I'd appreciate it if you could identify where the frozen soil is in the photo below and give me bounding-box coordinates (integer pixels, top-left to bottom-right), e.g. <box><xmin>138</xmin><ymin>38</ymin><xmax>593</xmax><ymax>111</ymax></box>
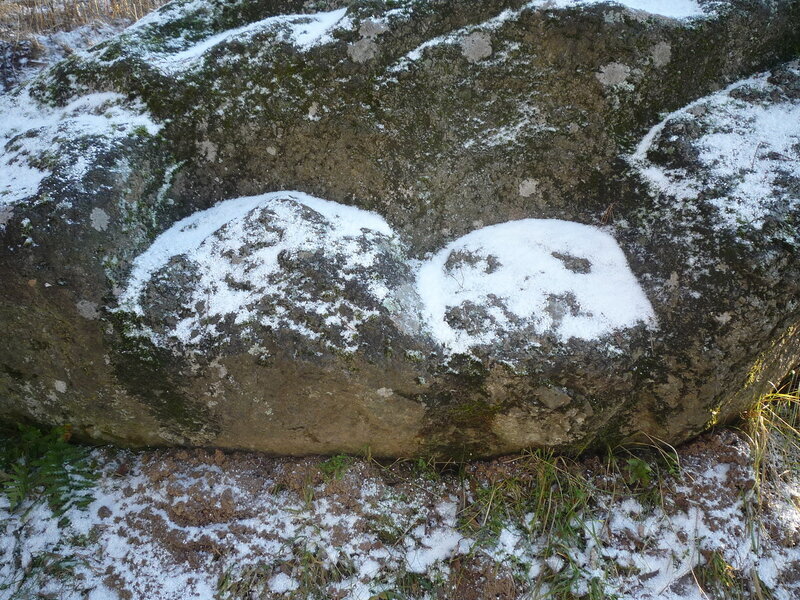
<box><xmin>2</xmin><ymin>428</ymin><xmax>799</xmax><ymax>599</ymax></box>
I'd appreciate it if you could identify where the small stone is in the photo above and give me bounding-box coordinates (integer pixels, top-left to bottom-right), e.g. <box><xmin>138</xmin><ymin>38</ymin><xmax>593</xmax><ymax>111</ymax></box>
<box><xmin>359</xmin><ymin>19</ymin><xmax>389</xmax><ymax>39</ymax></box>
<box><xmin>348</xmin><ymin>38</ymin><xmax>378</xmax><ymax>63</ymax></box>
<box><xmin>197</xmin><ymin>140</ymin><xmax>218</xmax><ymax>162</ymax></box>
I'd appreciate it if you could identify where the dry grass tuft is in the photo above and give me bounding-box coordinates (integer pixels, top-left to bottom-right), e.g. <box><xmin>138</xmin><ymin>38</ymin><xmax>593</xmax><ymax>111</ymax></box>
<box><xmin>0</xmin><ymin>0</ymin><xmax>166</xmax><ymax>40</ymax></box>
<box><xmin>744</xmin><ymin>367</ymin><xmax>800</xmax><ymax>501</ymax></box>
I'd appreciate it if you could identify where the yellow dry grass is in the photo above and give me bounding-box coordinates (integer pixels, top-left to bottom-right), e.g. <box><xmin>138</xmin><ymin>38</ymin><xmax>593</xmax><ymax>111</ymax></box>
<box><xmin>0</xmin><ymin>0</ymin><xmax>165</xmax><ymax>39</ymax></box>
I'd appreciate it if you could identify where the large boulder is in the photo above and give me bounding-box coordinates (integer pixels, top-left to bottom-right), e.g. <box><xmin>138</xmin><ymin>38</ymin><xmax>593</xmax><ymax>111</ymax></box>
<box><xmin>0</xmin><ymin>0</ymin><xmax>798</xmax><ymax>457</ymax></box>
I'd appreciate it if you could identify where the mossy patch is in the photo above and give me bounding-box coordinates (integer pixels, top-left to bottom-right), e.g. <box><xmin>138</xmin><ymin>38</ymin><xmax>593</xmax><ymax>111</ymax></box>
<box><xmin>107</xmin><ymin>311</ymin><xmax>216</xmax><ymax>441</ymax></box>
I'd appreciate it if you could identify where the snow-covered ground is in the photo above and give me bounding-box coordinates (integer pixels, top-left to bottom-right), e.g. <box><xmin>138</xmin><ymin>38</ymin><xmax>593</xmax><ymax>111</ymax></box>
<box><xmin>1</xmin><ymin>429</ymin><xmax>799</xmax><ymax>600</ymax></box>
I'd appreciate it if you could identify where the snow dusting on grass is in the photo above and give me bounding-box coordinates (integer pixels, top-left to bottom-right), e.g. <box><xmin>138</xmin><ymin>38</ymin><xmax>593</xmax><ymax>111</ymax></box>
<box><xmin>2</xmin><ymin>429</ymin><xmax>799</xmax><ymax>600</ymax></box>
<box><xmin>630</xmin><ymin>64</ymin><xmax>800</xmax><ymax>233</ymax></box>
<box><xmin>416</xmin><ymin>219</ymin><xmax>657</xmax><ymax>353</ymax></box>
<box><xmin>1</xmin><ymin>22</ymin><xmax>127</xmax><ymax>92</ymax></box>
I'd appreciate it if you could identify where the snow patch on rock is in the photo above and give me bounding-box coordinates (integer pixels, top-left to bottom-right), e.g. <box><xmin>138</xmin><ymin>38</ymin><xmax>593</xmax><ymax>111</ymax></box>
<box><xmin>121</xmin><ymin>193</ymin><xmax>656</xmax><ymax>356</ymax></box>
<box><xmin>630</xmin><ymin>65</ymin><xmax>800</xmax><ymax>233</ymax></box>
<box><xmin>416</xmin><ymin>219</ymin><xmax>657</xmax><ymax>353</ymax></box>
<box><xmin>606</xmin><ymin>0</ymin><xmax>707</xmax><ymax>18</ymax></box>
<box><xmin>130</xmin><ymin>7</ymin><xmax>351</xmax><ymax>73</ymax></box>
<box><xmin>1</xmin><ymin>22</ymin><xmax>126</xmax><ymax>93</ymax></box>
<box><xmin>0</xmin><ymin>90</ymin><xmax>160</xmax><ymax>206</ymax></box>
<box><xmin>119</xmin><ymin>191</ymin><xmax>399</xmax><ymax>350</ymax></box>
